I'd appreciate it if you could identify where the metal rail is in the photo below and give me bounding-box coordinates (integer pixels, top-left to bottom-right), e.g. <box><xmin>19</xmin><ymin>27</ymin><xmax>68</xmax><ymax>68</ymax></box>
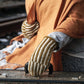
<box><xmin>0</xmin><ymin>70</ymin><xmax>84</xmax><ymax>83</ymax></box>
<box><xmin>0</xmin><ymin>1</ymin><xmax>25</xmax><ymax>9</ymax></box>
<box><xmin>0</xmin><ymin>18</ymin><xmax>26</xmax><ymax>37</ymax></box>
<box><xmin>0</xmin><ymin>13</ymin><xmax>26</xmax><ymax>23</ymax></box>
<box><xmin>0</xmin><ymin>0</ymin><xmax>26</xmax><ymax>37</ymax></box>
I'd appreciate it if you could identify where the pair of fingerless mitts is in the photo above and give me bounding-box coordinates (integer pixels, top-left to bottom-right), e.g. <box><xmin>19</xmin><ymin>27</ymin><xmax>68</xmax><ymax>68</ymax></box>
<box><xmin>21</xmin><ymin>20</ymin><xmax>58</xmax><ymax>76</ymax></box>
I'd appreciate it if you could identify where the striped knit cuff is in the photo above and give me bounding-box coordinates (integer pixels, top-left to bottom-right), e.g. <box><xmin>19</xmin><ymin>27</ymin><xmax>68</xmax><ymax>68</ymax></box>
<box><xmin>28</xmin><ymin>61</ymin><xmax>46</xmax><ymax>76</ymax></box>
<box><xmin>21</xmin><ymin>20</ymin><xmax>39</xmax><ymax>39</ymax></box>
<box><xmin>28</xmin><ymin>36</ymin><xmax>57</xmax><ymax>76</ymax></box>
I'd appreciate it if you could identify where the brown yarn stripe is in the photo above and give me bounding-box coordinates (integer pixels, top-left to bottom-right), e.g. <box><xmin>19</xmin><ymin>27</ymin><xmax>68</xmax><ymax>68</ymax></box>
<box><xmin>33</xmin><ymin>62</ymin><xmax>37</xmax><ymax>76</ymax></box>
<box><xmin>45</xmin><ymin>43</ymin><xmax>56</xmax><ymax>65</ymax></box>
<box><xmin>35</xmin><ymin>62</ymin><xmax>38</xmax><ymax>76</ymax></box>
<box><xmin>22</xmin><ymin>27</ymin><xmax>39</xmax><ymax>34</ymax></box>
<box><xmin>22</xmin><ymin>20</ymin><xmax>36</xmax><ymax>27</ymax></box>
<box><xmin>31</xmin><ymin>37</ymin><xmax>47</xmax><ymax>61</ymax></box>
<box><xmin>23</xmin><ymin>23</ymin><xmax>39</xmax><ymax>29</ymax></box>
<box><xmin>29</xmin><ymin>61</ymin><xmax>46</xmax><ymax>76</ymax></box>
<box><xmin>22</xmin><ymin>26</ymin><xmax>38</xmax><ymax>31</ymax></box>
<box><xmin>39</xmin><ymin>64</ymin><xmax>45</xmax><ymax>75</ymax></box>
<box><xmin>22</xmin><ymin>20</ymin><xmax>39</xmax><ymax>29</ymax></box>
<box><xmin>28</xmin><ymin>61</ymin><xmax>31</xmax><ymax>73</ymax></box>
<box><xmin>23</xmin><ymin>30</ymin><xmax>37</xmax><ymax>37</ymax></box>
<box><xmin>30</xmin><ymin>61</ymin><xmax>33</xmax><ymax>74</ymax></box>
<box><xmin>28</xmin><ymin>36</ymin><xmax>57</xmax><ymax>76</ymax></box>
<box><xmin>36</xmin><ymin>62</ymin><xmax>40</xmax><ymax>76</ymax></box>
<box><xmin>23</xmin><ymin>33</ymin><xmax>33</xmax><ymax>39</ymax></box>
<box><xmin>35</xmin><ymin>36</ymin><xmax>57</xmax><ymax>64</ymax></box>
<box><xmin>41</xmin><ymin>41</ymin><xmax>56</xmax><ymax>65</ymax></box>
<box><xmin>33</xmin><ymin>37</ymin><xmax>48</xmax><ymax>62</ymax></box>
<box><xmin>21</xmin><ymin>20</ymin><xmax>39</xmax><ymax>39</ymax></box>
<box><xmin>36</xmin><ymin>38</ymin><xmax>51</xmax><ymax>63</ymax></box>
<box><xmin>22</xmin><ymin>25</ymin><xmax>36</xmax><ymax>30</ymax></box>
<box><xmin>22</xmin><ymin>26</ymin><xmax>39</xmax><ymax>32</ymax></box>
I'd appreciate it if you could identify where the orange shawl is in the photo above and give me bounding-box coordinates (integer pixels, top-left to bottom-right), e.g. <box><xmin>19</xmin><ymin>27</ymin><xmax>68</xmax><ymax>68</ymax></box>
<box><xmin>5</xmin><ymin>0</ymin><xmax>84</xmax><ymax>71</ymax></box>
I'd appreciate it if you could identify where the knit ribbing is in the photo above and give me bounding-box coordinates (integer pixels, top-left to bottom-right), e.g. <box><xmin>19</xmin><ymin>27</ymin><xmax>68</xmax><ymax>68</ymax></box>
<box><xmin>21</xmin><ymin>20</ymin><xmax>39</xmax><ymax>39</ymax></box>
<box><xmin>28</xmin><ymin>36</ymin><xmax>57</xmax><ymax>76</ymax></box>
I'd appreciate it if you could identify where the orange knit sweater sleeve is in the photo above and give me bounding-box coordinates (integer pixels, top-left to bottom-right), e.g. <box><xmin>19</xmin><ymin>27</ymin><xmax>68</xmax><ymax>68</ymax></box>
<box><xmin>55</xmin><ymin>0</ymin><xmax>84</xmax><ymax>38</ymax></box>
<box><xmin>25</xmin><ymin>0</ymin><xmax>36</xmax><ymax>24</ymax></box>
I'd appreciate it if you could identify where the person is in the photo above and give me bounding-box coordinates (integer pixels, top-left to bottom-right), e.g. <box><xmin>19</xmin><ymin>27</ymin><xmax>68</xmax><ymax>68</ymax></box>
<box><xmin>0</xmin><ymin>0</ymin><xmax>84</xmax><ymax>76</ymax></box>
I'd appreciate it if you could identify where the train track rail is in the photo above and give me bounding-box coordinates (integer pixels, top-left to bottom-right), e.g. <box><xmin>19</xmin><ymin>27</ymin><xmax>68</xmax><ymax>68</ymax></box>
<box><xmin>0</xmin><ymin>0</ymin><xmax>25</xmax><ymax>9</ymax></box>
<box><xmin>0</xmin><ymin>18</ymin><xmax>26</xmax><ymax>37</ymax></box>
<box><xmin>0</xmin><ymin>0</ymin><xmax>26</xmax><ymax>37</ymax></box>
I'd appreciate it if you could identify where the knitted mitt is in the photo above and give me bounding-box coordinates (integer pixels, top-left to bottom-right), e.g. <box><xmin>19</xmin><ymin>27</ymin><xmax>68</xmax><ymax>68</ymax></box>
<box><xmin>21</xmin><ymin>20</ymin><xmax>39</xmax><ymax>39</ymax></box>
<box><xmin>28</xmin><ymin>36</ymin><xmax>58</xmax><ymax>76</ymax></box>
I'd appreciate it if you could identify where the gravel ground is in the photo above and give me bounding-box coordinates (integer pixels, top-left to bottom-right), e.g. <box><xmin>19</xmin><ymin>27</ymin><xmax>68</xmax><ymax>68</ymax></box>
<box><xmin>0</xmin><ymin>31</ymin><xmax>22</xmax><ymax>50</ymax></box>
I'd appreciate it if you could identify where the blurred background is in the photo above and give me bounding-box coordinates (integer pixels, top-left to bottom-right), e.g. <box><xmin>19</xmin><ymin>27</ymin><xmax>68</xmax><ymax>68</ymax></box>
<box><xmin>0</xmin><ymin>0</ymin><xmax>26</xmax><ymax>49</ymax></box>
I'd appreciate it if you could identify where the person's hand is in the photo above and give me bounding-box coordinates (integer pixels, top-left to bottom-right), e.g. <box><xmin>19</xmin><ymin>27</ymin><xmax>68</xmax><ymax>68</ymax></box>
<box><xmin>27</xmin><ymin>36</ymin><xmax>58</xmax><ymax>76</ymax></box>
<box><xmin>21</xmin><ymin>20</ymin><xmax>39</xmax><ymax>39</ymax></box>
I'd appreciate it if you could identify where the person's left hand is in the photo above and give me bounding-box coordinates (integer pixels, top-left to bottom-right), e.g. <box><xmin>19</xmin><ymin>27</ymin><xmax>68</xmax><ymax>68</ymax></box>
<box><xmin>25</xmin><ymin>36</ymin><xmax>58</xmax><ymax>76</ymax></box>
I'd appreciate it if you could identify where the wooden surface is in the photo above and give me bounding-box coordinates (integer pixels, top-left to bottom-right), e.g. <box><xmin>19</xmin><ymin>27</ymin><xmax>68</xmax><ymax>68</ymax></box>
<box><xmin>0</xmin><ymin>70</ymin><xmax>84</xmax><ymax>84</ymax></box>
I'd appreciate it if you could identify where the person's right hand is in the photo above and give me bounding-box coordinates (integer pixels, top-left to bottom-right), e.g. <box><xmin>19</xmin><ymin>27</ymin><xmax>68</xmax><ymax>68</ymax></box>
<box><xmin>21</xmin><ymin>20</ymin><xmax>39</xmax><ymax>39</ymax></box>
